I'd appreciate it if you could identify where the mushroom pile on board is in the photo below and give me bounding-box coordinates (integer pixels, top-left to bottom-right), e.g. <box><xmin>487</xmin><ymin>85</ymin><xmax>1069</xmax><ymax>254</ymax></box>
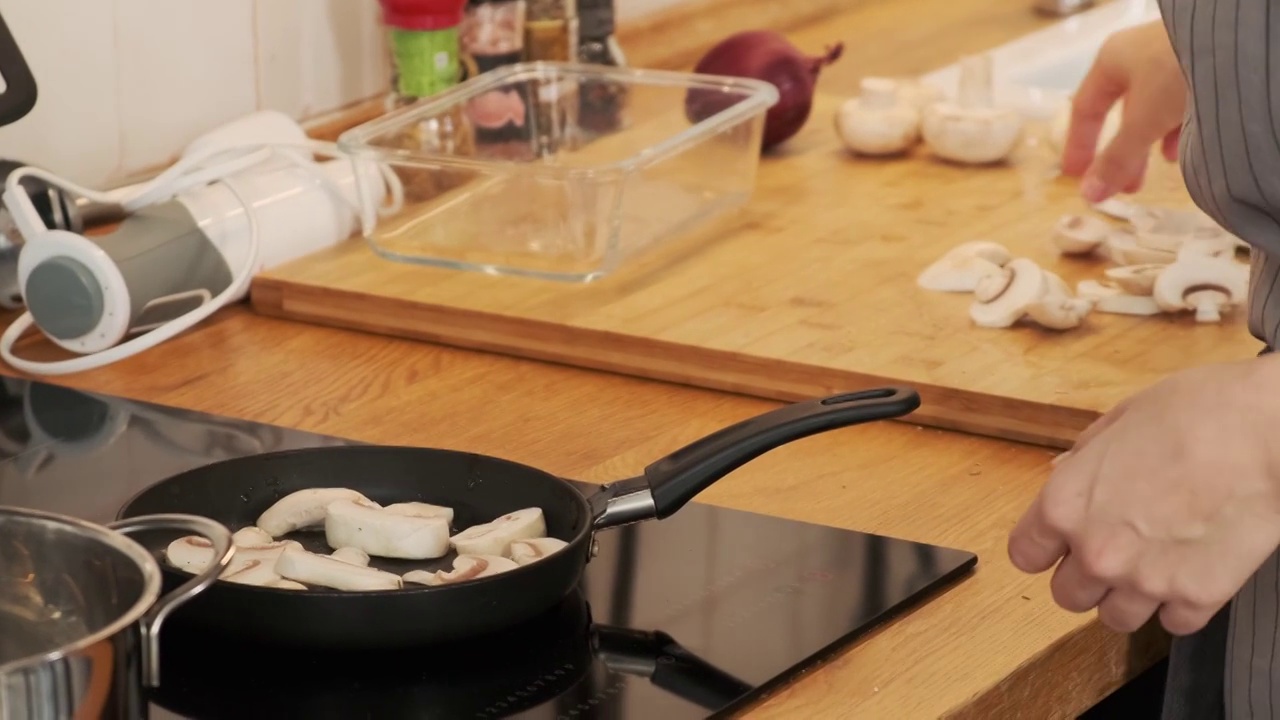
<box><xmin>836</xmin><ymin>52</ymin><xmax>1025</xmax><ymax>166</ymax></box>
<box><xmin>917</xmin><ymin>200</ymin><xmax>1251</xmax><ymax>330</ymax></box>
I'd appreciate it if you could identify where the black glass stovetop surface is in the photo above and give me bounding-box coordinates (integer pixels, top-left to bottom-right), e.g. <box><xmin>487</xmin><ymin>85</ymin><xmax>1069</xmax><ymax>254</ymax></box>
<box><xmin>0</xmin><ymin>378</ymin><xmax>978</xmax><ymax>719</ymax></box>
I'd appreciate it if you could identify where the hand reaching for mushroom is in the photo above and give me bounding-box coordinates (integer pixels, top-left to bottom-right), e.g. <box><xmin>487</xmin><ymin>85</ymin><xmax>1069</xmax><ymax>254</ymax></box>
<box><xmin>1063</xmin><ymin>20</ymin><xmax>1186</xmax><ymax>203</ymax></box>
<box><xmin>1007</xmin><ymin>356</ymin><xmax>1280</xmax><ymax>635</ymax></box>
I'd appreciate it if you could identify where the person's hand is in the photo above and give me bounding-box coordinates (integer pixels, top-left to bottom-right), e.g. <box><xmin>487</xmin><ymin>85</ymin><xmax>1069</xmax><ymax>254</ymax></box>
<box><xmin>1062</xmin><ymin>20</ymin><xmax>1187</xmax><ymax>203</ymax></box>
<box><xmin>1007</xmin><ymin>356</ymin><xmax>1280</xmax><ymax>636</ymax></box>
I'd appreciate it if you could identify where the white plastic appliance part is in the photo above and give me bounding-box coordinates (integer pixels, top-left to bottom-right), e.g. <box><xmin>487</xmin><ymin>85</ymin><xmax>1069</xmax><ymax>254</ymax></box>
<box><xmin>0</xmin><ymin>139</ymin><xmax>403</xmax><ymax>376</ymax></box>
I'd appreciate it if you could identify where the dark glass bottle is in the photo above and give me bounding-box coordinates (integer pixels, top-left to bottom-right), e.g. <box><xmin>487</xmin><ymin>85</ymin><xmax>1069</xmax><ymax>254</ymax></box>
<box><xmin>524</xmin><ymin>0</ymin><xmax>579</xmax><ymax>154</ymax></box>
<box><xmin>576</xmin><ymin>0</ymin><xmax>625</xmax><ymax>136</ymax></box>
<box><xmin>460</xmin><ymin>0</ymin><xmax>532</xmax><ymax>150</ymax></box>
<box><xmin>524</xmin><ymin>0</ymin><xmax>577</xmax><ymax>62</ymax></box>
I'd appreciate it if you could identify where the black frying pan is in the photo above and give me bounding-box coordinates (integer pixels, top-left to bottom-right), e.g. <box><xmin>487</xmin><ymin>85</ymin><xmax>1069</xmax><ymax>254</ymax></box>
<box><xmin>151</xmin><ymin>588</ymin><xmax>754</xmax><ymax>719</ymax></box>
<box><xmin>150</xmin><ymin>589</ymin><xmax>596</xmax><ymax>718</ymax></box>
<box><xmin>117</xmin><ymin>387</ymin><xmax>919</xmax><ymax>650</ymax></box>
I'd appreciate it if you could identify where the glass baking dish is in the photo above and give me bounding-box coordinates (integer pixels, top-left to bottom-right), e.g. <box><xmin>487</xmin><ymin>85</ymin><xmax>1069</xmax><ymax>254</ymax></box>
<box><xmin>337</xmin><ymin>61</ymin><xmax>779</xmax><ymax>282</ymax></box>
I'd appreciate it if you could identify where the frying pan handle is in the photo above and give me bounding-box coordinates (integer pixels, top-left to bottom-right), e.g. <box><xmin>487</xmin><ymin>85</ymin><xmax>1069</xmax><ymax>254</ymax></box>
<box><xmin>646</xmin><ymin>387</ymin><xmax>919</xmax><ymax>520</ymax></box>
<box><xmin>0</xmin><ymin>11</ymin><xmax>37</xmax><ymax>128</ymax></box>
<box><xmin>107</xmin><ymin>514</ymin><xmax>234</xmax><ymax>688</ymax></box>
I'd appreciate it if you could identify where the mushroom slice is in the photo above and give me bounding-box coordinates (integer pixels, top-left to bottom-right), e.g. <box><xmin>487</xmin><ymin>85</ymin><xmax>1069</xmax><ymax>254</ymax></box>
<box><xmin>1051</xmin><ymin>214</ymin><xmax>1109</xmax><ymax>256</ymax></box>
<box><xmin>916</xmin><ymin>241</ymin><xmax>1011</xmax><ymax>292</ymax></box>
<box><xmin>401</xmin><ymin>570</ymin><xmax>436</xmax><ymax>587</ymax></box>
<box><xmin>1077</xmin><ymin>279</ymin><xmax>1163</xmax><ymax>315</ymax></box>
<box><xmin>325</xmin><ymin>500</ymin><xmax>450</xmax><ymax>560</ymax></box>
<box><xmin>275</xmin><ymin>547</ymin><xmax>403</xmax><ymax>591</ymax></box>
<box><xmin>917</xmin><ymin>255</ymin><xmax>1003</xmax><ymax>293</ymax></box>
<box><xmin>222</xmin><ymin>559</ymin><xmax>283</xmax><ymax>587</ymax></box>
<box><xmin>1129</xmin><ymin>205</ymin><xmax>1219</xmax><ymax>235</ymax></box>
<box><xmin>169</xmin><ymin>536</ymin><xmax>302</xmax><ymax>575</ymax></box>
<box><xmin>232</xmin><ymin>527</ymin><xmax>275</xmax><ymax>548</ymax></box>
<box><xmin>165</xmin><ymin>536</ymin><xmax>220</xmax><ymax>574</ymax></box>
<box><xmin>162</xmin><ymin>535</ymin><xmax>299</xmax><ymax>576</ymax></box>
<box><xmin>1090</xmin><ymin>196</ymin><xmax>1140</xmax><ymax>222</ymax></box>
<box><xmin>1151</xmin><ymin>255</ymin><xmax>1250</xmax><ymax>322</ymax></box>
<box><xmin>508</xmin><ymin>538</ymin><xmax>570</xmax><ymax>566</ymax></box>
<box><xmin>237</xmin><ymin>538</ymin><xmax>301</xmax><ymax>559</ymax></box>
<box><xmin>257</xmin><ymin>488</ymin><xmax>378</xmax><ymax>537</ymax></box>
<box><xmin>1130</xmin><ymin>207</ymin><xmax>1233</xmax><ymax>254</ymax></box>
<box><xmin>330</xmin><ymin>547</ymin><xmax>371</xmax><ymax>567</ymax></box>
<box><xmin>172</xmin><ymin>535</ymin><xmax>302</xmax><ymax>579</ymax></box>
<box><xmin>1076</xmin><ymin>279</ymin><xmax>1121</xmax><ymax>301</ymax></box>
<box><xmin>1042</xmin><ymin>271</ymin><xmax>1072</xmax><ymax>299</ymax></box>
<box><xmin>1026</xmin><ymin>297</ymin><xmax>1092</xmax><ymax>330</ymax></box>
<box><xmin>968</xmin><ymin>258</ymin><xmax>1049</xmax><ymax>328</ymax></box>
<box><xmin>267</xmin><ymin>579</ymin><xmax>308</xmax><ymax>591</ymax></box>
<box><xmin>383</xmin><ymin>502</ymin><xmax>455</xmax><ymax>525</ymax></box>
<box><xmin>450</xmin><ymin>508</ymin><xmax>547</xmax><ymax>557</ymax></box>
<box><xmin>966</xmin><ymin>241</ymin><xmax>1013</xmax><ymax>266</ymax></box>
<box><xmin>1133</xmin><ymin>230</ymin><xmax>1187</xmax><ymax>254</ymax></box>
<box><xmin>1103</xmin><ymin>264</ymin><xmax>1163</xmax><ymax>296</ymax></box>
<box><xmin>403</xmin><ymin>554</ymin><xmax>520</xmax><ymax>587</ymax></box>
<box><xmin>1178</xmin><ymin>235</ymin><xmax>1240</xmax><ymax>260</ymax></box>
<box><xmin>1096</xmin><ymin>294</ymin><xmax>1162</xmax><ymax>316</ymax></box>
<box><xmin>1104</xmin><ymin>229</ymin><xmax>1177</xmax><ymax>266</ymax></box>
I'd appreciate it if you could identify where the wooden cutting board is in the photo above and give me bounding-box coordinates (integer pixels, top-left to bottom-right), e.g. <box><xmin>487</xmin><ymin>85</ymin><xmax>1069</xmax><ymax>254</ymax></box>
<box><xmin>251</xmin><ymin>94</ymin><xmax>1260</xmax><ymax>449</ymax></box>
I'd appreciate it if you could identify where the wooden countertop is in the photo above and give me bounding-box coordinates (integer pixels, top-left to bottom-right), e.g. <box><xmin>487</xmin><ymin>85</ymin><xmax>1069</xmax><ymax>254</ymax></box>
<box><xmin>8</xmin><ymin>308</ymin><xmax>1165</xmax><ymax>719</ymax></box>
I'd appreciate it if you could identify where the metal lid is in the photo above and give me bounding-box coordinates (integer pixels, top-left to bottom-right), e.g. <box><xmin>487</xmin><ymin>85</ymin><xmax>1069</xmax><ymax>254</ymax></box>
<box><xmin>24</xmin><ymin>256</ymin><xmax>103</xmax><ymax>340</ymax></box>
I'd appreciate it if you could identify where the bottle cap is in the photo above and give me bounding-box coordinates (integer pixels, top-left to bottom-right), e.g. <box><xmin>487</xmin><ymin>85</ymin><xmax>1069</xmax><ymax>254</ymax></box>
<box><xmin>379</xmin><ymin>0</ymin><xmax>466</xmax><ymax>30</ymax></box>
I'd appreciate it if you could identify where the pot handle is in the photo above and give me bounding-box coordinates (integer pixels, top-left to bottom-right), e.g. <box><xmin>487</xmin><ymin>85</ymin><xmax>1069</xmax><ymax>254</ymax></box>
<box><xmin>590</xmin><ymin>387</ymin><xmax>920</xmax><ymax>530</ymax></box>
<box><xmin>106</xmin><ymin>514</ymin><xmax>234</xmax><ymax>688</ymax></box>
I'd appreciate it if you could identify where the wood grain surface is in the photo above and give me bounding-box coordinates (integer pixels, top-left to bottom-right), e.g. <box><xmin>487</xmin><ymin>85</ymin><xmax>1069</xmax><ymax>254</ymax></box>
<box><xmin>254</xmin><ymin>91</ymin><xmax>1256</xmax><ymax>449</ymax></box>
<box><xmin>1</xmin><ymin>306</ymin><xmax>1166</xmax><ymax>719</ymax></box>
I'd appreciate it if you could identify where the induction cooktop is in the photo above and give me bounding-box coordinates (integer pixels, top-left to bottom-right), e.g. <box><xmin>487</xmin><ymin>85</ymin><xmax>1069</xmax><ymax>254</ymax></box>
<box><xmin>0</xmin><ymin>378</ymin><xmax>977</xmax><ymax>719</ymax></box>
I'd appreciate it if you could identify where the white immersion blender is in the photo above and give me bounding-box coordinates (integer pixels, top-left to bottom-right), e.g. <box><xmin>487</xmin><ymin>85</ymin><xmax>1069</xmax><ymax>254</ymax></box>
<box><xmin>0</xmin><ymin>116</ymin><xmax>403</xmax><ymax>376</ymax></box>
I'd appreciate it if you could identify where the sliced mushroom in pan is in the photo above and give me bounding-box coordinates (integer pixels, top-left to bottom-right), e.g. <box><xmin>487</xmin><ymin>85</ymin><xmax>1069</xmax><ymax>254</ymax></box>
<box><xmin>330</xmin><ymin>547</ymin><xmax>371</xmax><ymax>567</ymax></box>
<box><xmin>509</xmin><ymin>538</ymin><xmax>570</xmax><ymax>566</ymax></box>
<box><xmin>450</xmin><ymin>507</ymin><xmax>546</xmax><ymax>556</ymax></box>
<box><xmin>324</xmin><ymin>500</ymin><xmax>451</xmax><ymax>560</ymax></box>
<box><xmin>275</xmin><ymin>547</ymin><xmax>403</xmax><ymax>592</ymax></box>
<box><xmin>404</xmin><ymin>555</ymin><xmax>519</xmax><ymax>587</ymax></box>
<box><xmin>383</xmin><ymin>502</ymin><xmax>454</xmax><ymax>524</ymax></box>
<box><xmin>257</xmin><ymin>488</ymin><xmax>377</xmax><ymax>537</ymax></box>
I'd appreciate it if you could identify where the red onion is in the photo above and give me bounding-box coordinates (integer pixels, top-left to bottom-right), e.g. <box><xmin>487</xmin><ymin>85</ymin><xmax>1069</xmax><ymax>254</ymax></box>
<box><xmin>685</xmin><ymin>30</ymin><xmax>844</xmax><ymax>151</ymax></box>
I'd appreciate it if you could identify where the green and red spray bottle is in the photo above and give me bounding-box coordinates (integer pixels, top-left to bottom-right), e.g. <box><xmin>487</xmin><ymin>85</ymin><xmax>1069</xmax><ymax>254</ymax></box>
<box><xmin>379</xmin><ymin>0</ymin><xmax>470</xmax><ymax>100</ymax></box>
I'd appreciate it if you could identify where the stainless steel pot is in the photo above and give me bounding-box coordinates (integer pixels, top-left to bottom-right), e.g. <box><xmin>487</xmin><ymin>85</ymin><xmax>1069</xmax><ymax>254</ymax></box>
<box><xmin>0</xmin><ymin>507</ymin><xmax>233</xmax><ymax>720</ymax></box>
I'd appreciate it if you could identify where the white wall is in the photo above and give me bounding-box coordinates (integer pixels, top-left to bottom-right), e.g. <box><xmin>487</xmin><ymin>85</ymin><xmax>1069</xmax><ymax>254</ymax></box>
<box><xmin>0</xmin><ymin>0</ymin><xmax>674</xmax><ymax>189</ymax></box>
<box><xmin>0</xmin><ymin>0</ymin><xmax>389</xmax><ymax>188</ymax></box>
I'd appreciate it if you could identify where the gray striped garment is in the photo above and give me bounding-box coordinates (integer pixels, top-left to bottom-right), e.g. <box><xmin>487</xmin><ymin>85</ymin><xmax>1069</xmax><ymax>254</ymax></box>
<box><xmin>1159</xmin><ymin>0</ymin><xmax>1280</xmax><ymax>718</ymax></box>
